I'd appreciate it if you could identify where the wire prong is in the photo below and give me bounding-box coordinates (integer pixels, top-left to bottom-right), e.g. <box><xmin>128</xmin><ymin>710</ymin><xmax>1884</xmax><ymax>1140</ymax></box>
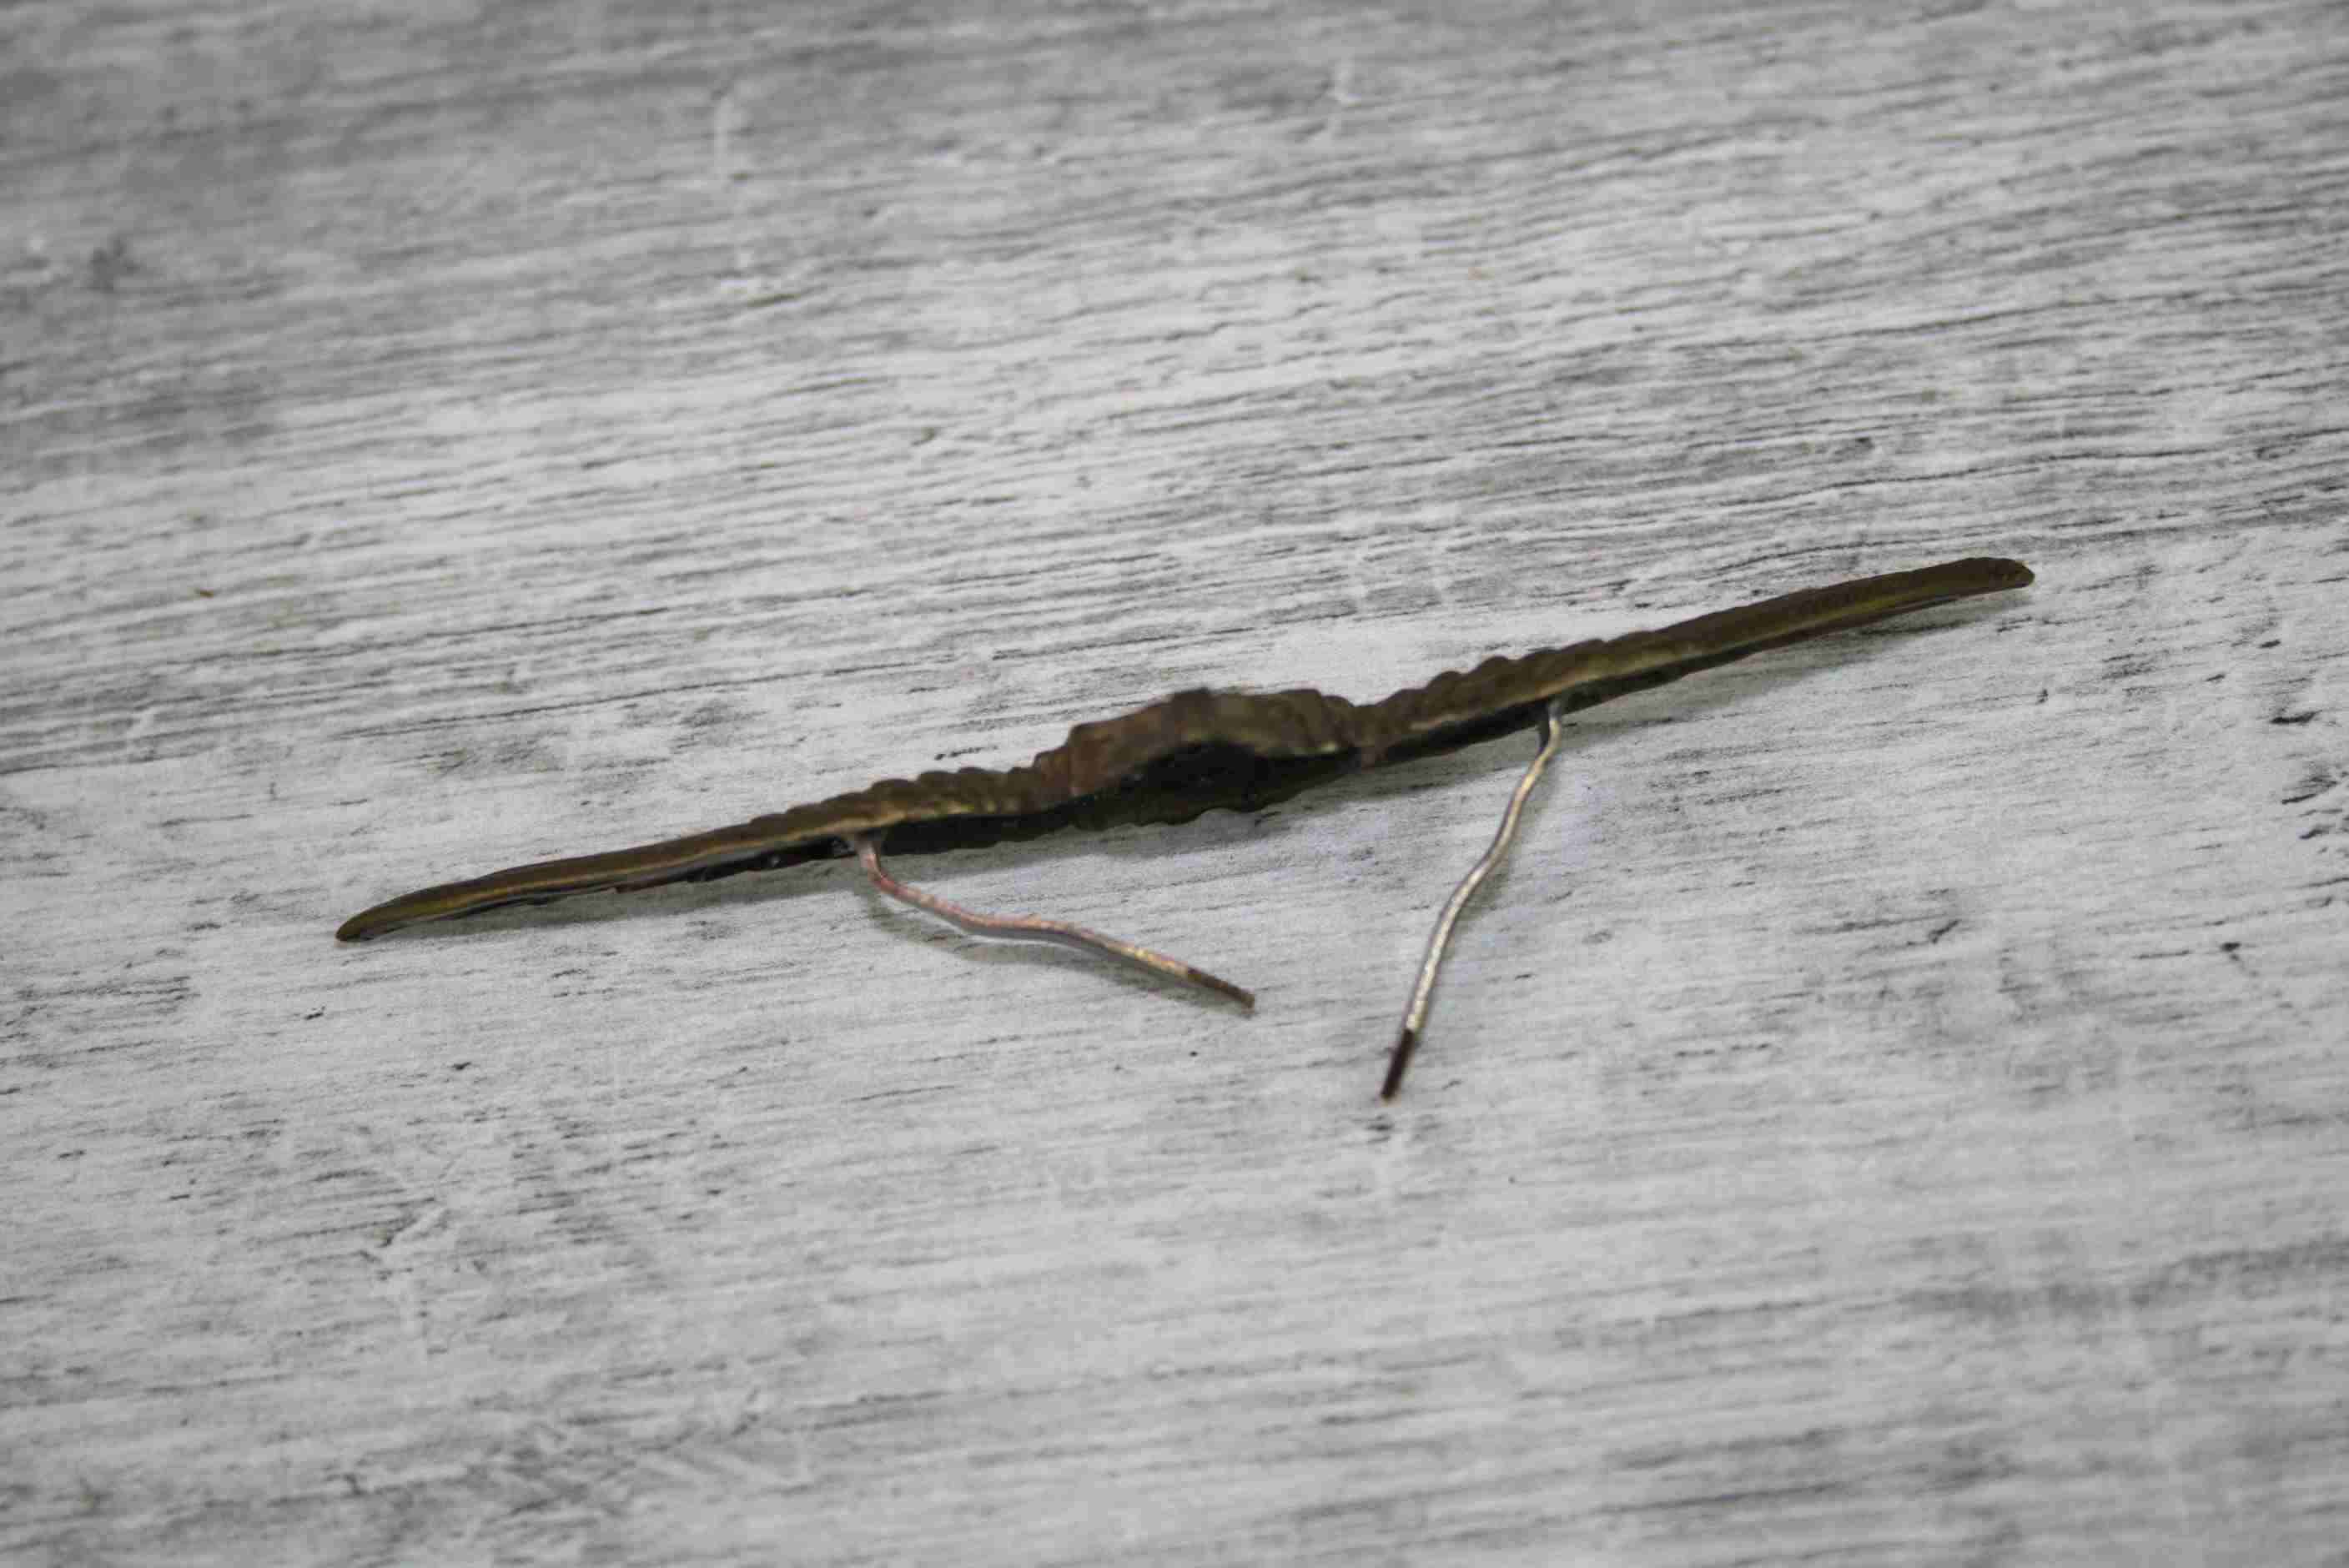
<box><xmin>1381</xmin><ymin>697</ymin><xmax>1570</xmax><ymax>1099</ymax></box>
<box><xmin>848</xmin><ymin>832</ymin><xmax>1255</xmax><ymax>1009</ymax></box>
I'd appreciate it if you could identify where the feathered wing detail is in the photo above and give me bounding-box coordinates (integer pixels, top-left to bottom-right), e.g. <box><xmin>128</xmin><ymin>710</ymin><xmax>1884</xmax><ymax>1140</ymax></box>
<box><xmin>336</xmin><ymin>556</ymin><xmax>2031</xmax><ymax>940</ymax></box>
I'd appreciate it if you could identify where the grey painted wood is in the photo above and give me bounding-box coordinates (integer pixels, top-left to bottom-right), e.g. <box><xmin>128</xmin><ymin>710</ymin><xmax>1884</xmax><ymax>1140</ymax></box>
<box><xmin>5</xmin><ymin>2</ymin><xmax>2345</xmax><ymax>1563</ymax></box>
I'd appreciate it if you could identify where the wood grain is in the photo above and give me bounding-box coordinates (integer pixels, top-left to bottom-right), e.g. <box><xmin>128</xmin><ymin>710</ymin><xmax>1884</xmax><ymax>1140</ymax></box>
<box><xmin>5</xmin><ymin>2</ymin><xmax>2346</xmax><ymax>1565</ymax></box>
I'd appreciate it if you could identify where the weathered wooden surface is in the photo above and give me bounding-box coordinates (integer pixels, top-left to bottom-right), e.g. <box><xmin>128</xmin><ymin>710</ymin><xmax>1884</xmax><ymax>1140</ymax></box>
<box><xmin>5</xmin><ymin>1</ymin><xmax>2345</xmax><ymax>1563</ymax></box>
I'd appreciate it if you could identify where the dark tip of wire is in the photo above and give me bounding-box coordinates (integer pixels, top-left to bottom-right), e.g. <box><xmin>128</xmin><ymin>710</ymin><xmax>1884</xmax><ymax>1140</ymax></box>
<box><xmin>1380</xmin><ymin>1026</ymin><xmax>1417</xmax><ymax>1101</ymax></box>
<box><xmin>1189</xmin><ymin>968</ymin><xmax>1257</xmax><ymax>1009</ymax></box>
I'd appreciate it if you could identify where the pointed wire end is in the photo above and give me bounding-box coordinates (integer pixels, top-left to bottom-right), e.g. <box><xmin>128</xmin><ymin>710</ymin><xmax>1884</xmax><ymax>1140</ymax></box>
<box><xmin>1186</xmin><ymin>967</ymin><xmax>1257</xmax><ymax>1011</ymax></box>
<box><xmin>1379</xmin><ymin>1026</ymin><xmax>1417</xmax><ymax>1101</ymax></box>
